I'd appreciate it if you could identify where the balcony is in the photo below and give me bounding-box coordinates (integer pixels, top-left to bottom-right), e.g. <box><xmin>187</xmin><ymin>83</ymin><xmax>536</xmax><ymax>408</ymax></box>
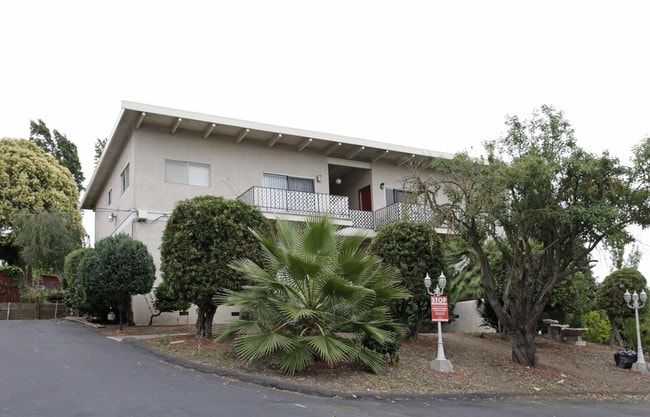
<box><xmin>238</xmin><ymin>187</ymin><xmax>349</xmax><ymax>218</ymax></box>
<box><xmin>373</xmin><ymin>202</ymin><xmax>434</xmax><ymax>229</ymax></box>
<box><xmin>238</xmin><ymin>187</ymin><xmax>434</xmax><ymax>231</ymax></box>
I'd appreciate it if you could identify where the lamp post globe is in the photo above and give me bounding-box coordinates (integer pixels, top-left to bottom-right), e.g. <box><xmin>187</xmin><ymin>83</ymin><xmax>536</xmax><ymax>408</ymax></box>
<box><xmin>438</xmin><ymin>272</ymin><xmax>446</xmax><ymax>292</ymax></box>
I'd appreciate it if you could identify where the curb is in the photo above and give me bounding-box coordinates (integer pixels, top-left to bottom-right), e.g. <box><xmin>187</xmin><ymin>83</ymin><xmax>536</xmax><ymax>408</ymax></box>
<box><xmin>65</xmin><ymin>320</ymin><xmax>650</xmax><ymax>403</ymax></box>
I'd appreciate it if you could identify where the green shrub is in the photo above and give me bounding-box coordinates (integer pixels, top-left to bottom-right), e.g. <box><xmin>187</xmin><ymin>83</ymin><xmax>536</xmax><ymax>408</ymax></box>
<box><xmin>0</xmin><ymin>266</ymin><xmax>24</xmax><ymax>286</ymax></box>
<box><xmin>581</xmin><ymin>310</ymin><xmax>611</xmax><ymax>344</ymax></box>
<box><xmin>362</xmin><ymin>333</ymin><xmax>402</xmax><ymax>365</ymax></box>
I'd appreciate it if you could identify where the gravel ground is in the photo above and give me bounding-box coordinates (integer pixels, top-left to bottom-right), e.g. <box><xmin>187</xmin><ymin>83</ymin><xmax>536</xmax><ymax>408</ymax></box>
<box><xmin>98</xmin><ymin>324</ymin><xmax>650</xmax><ymax>400</ymax></box>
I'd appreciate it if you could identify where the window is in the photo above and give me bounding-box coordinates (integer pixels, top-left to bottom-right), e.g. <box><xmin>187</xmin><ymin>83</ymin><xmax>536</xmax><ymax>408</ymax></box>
<box><xmin>120</xmin><ymin>165</ymin><xmax>130</xmax><ymax>193</ymax></box>
<box><xmin>385</xmin><ymin>188</ymin><xmax>411</xmax><ymax>205</ymax></box>
<box><xmin>165</xmin><ymin>160</ymin><xmax>210</xmax><ymax>186</ymax></box>
<box><xmin>261</xmin><ymin>174</ymin><xmax>316</xmax><ymax>213</ymax></box>
<box><xmin>263</xmin><ymin>173</ymin><xmax>314</xmax><ymax>193</ymax></box>
<box><xmin>108</xmin><ymin>189</ymin><xmax>112</xmax><ymax>205</ymax></box>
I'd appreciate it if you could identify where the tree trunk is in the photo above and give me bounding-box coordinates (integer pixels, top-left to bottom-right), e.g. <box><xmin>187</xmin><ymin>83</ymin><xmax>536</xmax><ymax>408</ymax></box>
<box><xmin>195</xmin><ymin>305</ymin><xmax>217</xmax><ymax>339</ymax></box>
<box><xmin>410</xmin><ymin>299</ymin><xmax>429</xmax><ymax>341</ymax></box>
<box><xmin>509</xmin><ymin>328</ymin><xmax>538</xmax><ymax>366</ymax></box>
<box><xmin>610</xmin><ymin>318</ymin><xmax>625</xmax><ymax>347</ymax></box>
<box><xmin>149</xmin><ymin>312</ymin><xmax>161</xmax><ymax>326</ymax></box>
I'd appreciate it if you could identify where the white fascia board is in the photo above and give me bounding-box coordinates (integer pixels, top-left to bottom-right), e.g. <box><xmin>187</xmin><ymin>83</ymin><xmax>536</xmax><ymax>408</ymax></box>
<box><xmin>120</xmin><ymin>101</ymin><xmax>455</xmax><ymax>160</ymax></box>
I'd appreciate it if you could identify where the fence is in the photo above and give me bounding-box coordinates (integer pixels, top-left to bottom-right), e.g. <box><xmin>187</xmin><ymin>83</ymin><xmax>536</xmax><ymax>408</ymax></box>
<box><xmin>1</xmin><ymin>302</ymin><xmax>65</xmax><ymax>320</ymax></box>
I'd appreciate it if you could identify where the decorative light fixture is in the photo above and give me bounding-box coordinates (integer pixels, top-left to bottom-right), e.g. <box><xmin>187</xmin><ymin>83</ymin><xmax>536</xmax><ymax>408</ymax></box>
<box><xmin>380</xmin><ymin>183</ymin><xmax>385</xmax><ymax>189</ymax></box>
<box><xmin>108</xmin><ymin>213</ymin><xmax>116</xmax><ymax>222</ymax></box>
<box><xmin>335</xmin><ymin>178</ymin><xmax>342</xmax><ymax>185</ymax></box>
<box><xmin>316</xmin><ymin>175</ymin><xmax>322</xmax><ymax>183</ymax></box>
<box><xmin>424</xmin><ymin>271</ymin><xmax>453</xmax><ymax>372</ymax></box>
<box><xmin>624</xmin><ymin>289</ymin><xmax>649</xmax><ymax>373</ymax></box>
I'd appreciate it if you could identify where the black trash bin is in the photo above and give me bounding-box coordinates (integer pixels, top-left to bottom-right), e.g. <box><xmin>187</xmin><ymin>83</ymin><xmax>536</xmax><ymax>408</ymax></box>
<box><xmin>614</xmin><ymin>349</ymin><xmax>637</xmax><ymax>369</ymax></box>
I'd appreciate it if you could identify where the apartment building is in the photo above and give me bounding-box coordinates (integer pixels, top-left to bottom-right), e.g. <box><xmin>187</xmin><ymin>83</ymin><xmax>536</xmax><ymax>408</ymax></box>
<box><xmin>80</xmin><ymin>101</ymin><xmax>453</xmax><ymax>325</ymax></box>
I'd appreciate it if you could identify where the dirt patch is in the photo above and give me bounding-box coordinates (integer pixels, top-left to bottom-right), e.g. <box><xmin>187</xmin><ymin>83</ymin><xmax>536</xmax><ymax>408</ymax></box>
<box><xmin>97</xmin><ymin>324</ymin><xmax>649</xmax><ymax>400</ymax></box>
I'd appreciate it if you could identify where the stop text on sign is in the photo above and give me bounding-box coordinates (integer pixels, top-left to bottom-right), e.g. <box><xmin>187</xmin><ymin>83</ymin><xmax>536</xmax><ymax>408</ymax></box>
<box><xmin>430</xmin><ymin>295</ymin><xmax>449</xmax><ymax>322</ymax></box>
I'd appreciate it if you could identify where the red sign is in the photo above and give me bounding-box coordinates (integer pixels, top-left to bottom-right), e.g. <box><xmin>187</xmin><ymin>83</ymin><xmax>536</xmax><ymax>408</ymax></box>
<box><xmin>430</xmin><ymin>295</ymin><xmax>449</xmax><ymax>322</ymax></box>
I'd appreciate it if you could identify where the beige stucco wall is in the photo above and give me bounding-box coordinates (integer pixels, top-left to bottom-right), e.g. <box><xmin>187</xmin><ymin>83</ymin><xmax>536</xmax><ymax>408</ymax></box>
<box><xmin>370</xmin><ymin>159</ymin><xmax>435</xmax><ymax>209</ymax></box>
<box><xmin>95</xmin><ymin>134</ymin><xmax>136</xmax><ymax>239</ymax></box>
<box><xmin>130</xmin><ymin>126</ymin><xmax>330</xmax><ymax>212</ymax></box>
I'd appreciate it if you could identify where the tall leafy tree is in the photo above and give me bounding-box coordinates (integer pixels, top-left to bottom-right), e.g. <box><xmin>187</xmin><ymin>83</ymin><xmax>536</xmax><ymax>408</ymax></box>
<box><xmin>78</xmin><ymin>234</ymin><xmax>155</xmax><ymax>328</ymax></box>
<box><xmin>370</xmin><ymin>221</ymin><xmax>444</xmax><ymax>339</ymax></box>
<box><xmin>407</xmin><ymin>105</ymin><xmax>650</xmax><ymax>366</ymax></box>
<box><xmin>217</xmin><ymin>217</ymin><xmax>408</xmax><ymax>375</ymax></box>
<box><xmin>595</xmin><ymin>268</ymin><xmax>649</xmax><ymax>346</ymax></box>
<box><xmin>12</xmin><ymin>210</ymin><xmax>83</xmax><ymax>276</ymax></box>
<box><xmin>94</xmin><ymin>137</ymin><xmax>107</xmax><ymax>166</ymax></box>
<box><xmin>545</xmin><ymin>271</ymin><xmax>597</xmax><ymax>327</ymax></box>
<box><xmin>29</xmin><ymin>119</ymin><xmax>85</xmax><ymax>192</ymax></box>
<box><xmin>160</xmin><ymin>196</ymin><xmax>271</xmax><ymax>339</ymax></box>
<box><xmin>0</xmin><ymin>138</ymin><xmax>83</xmax><ymax>266</ymax></box>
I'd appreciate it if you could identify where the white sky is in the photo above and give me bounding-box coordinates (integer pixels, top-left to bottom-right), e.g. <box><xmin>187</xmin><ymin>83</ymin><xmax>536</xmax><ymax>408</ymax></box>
<box><xmin>2</xmin><ymin>0</ymin><xmax>650</xmax><ymax>282</ymax></box>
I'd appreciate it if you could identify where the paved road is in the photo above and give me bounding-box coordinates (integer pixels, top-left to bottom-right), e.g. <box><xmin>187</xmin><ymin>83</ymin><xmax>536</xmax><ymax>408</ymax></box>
<box><xmin>0</xmin><ymin>320</ymin><xmax>647</xmax><ymax>417</ymax></box>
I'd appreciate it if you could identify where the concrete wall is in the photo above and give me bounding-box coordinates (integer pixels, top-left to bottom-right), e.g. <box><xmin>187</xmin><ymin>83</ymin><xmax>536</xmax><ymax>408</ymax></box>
<box><xmin>446</xmin><ymin>300</ymin><xmax>495</xmax><ymax>333</ymax></box>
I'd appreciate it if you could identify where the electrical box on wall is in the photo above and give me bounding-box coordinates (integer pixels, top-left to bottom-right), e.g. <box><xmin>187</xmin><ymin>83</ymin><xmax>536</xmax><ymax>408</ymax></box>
<box><xmin>137</xmin><ymin>210</ymin><xmax>148</xmax><ymax>222</ymax></box>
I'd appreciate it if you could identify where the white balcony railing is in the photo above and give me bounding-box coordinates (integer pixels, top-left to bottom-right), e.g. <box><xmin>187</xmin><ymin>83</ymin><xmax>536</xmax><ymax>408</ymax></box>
<box><xmin>238</xmin><ymin>187</ymin><xmax>349</xmax><ymax>218</ymax></box>
<box><xmin>373</xmin><ymin>202</ymin><xmax>433</xmax><ymax>229</ymax></box>
<box><xmin>239</xmin><ymin>187</ymin><xmax>433</xmax><ymax>231</ymax></box>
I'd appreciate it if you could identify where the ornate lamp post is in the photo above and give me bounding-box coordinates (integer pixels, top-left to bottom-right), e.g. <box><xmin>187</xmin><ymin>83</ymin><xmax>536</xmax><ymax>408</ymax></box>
<box><xmin>624</xmin><ymin>289</ymin><xmax>649</xmax><ymax>374</ymax></box>
<box><xmin>424</xmin><ymin>272</ymin><xmax>453</xmax><ymax>372</ymax></box>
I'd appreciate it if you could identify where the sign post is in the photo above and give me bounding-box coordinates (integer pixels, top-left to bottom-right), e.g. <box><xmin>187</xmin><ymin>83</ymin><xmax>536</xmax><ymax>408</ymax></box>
<box><xmin>424</xmin><ymin>272</ymin><xmax>453</xmax><ymax>372</ymax></box>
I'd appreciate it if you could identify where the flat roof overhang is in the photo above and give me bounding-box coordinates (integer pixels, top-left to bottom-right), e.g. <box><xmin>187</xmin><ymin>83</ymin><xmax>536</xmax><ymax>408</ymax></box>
<box><xmin>81</xmin><ymin>101</ymin><xmax>454</xmax><ymax>210</ymax></box>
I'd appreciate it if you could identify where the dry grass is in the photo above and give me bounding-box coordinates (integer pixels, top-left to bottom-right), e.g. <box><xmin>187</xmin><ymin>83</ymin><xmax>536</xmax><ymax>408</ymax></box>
<box><xmin>98</xmin><ymin>324</ymin><xmax>650</xmax><ymax>400</ymax></box>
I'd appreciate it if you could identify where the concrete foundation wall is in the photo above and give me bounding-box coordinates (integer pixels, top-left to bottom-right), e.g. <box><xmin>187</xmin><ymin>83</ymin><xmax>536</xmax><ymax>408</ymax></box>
<box><xmin>447</xmin><ymin>300</ymin><xmax>495</xmax><ymax>333</ymax></box>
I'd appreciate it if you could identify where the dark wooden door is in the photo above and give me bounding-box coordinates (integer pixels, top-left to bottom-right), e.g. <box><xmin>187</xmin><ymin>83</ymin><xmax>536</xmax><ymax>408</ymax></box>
<box><xmin>359</xmin><ymin>185</ymin><xmax>372</xmax><ymax>211</ymax></box>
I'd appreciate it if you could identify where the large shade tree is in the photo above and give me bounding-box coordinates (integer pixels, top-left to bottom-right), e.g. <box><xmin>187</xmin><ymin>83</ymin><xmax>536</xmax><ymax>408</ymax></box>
<box><xmin>30</xmin><ymin>119</ymin><xmax>85</xmax><ymax>192</ymax></box>
<box><xmin>407</xmin><ymin>105</ymin><xmax>650</xmax><ymax>366</ymax></box>
<box><xmin>160</xmin><ymin>196</ymin><xmax>270</xmax><ymax>339</ymax></box>
<box><xmin>217</xmin><ymin>217</ymin><xmax>408</xmax><ymax>375</ymax></box>
<box><xmin>370</xmin><ymin>221</ymin><xmax>444</xmax><ymax>339</ymax></box>
<box><xmin>78</xmin><ymin>234</ymin><xmax>155</xmax><ymax>328</ymax></box>
<box><xmin>0</xmin><ymin>138</ymin><xmax>83</xmax><ymax>266</ymax></box>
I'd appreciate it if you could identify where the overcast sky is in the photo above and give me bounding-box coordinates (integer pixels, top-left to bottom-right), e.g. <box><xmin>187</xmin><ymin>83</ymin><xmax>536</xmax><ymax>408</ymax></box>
<box><xmin>2</xmin><ymin>1</ymin><xmax>649</xmax><ymax>281</ymax></box>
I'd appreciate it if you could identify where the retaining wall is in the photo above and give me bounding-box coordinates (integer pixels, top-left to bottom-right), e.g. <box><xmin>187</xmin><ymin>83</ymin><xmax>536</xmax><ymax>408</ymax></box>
<box><xmin>1</xmin><ymin>302</ymin><xmax>66</xmax><ymax>320</ymax></box>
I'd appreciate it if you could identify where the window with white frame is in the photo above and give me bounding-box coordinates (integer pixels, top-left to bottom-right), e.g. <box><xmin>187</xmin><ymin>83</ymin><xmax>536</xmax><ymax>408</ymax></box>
<box><xmin>385</xmin><ymin>187</ymin><xmax>412</xmax><ymax>205</ymax></box>
<box><xmin>263</xmin><ymin>173</ymin><xmax>314</xmax><ymax>193</ymax></box>
<box><xmin>165</xmin><ymin>160</ymin><xmax>210</xmax><ymax>186</ymax></box>
<box><xmin>120</xmin><ymin>165</ymin><xmax>130</xmax><ymax>193</ymax></box>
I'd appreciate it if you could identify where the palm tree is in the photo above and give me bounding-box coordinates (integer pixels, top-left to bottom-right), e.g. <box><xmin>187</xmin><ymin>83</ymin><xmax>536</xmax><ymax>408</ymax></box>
<box><xmin>445</xmin><ymin>237</ymin><xmax>484</xmax><ymax>303</ymax></box>
<box><xmin>216</xmin><ymin>217</ymin><xmax>408</xmax><ymax>375</ymax></box>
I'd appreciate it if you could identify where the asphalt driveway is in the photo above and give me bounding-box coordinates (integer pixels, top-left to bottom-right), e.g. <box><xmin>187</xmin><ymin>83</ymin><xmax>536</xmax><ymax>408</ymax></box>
<box><xmin>0</xmin><ymin>320</ymin><xmax>647</xmax><ymax>417</ymax></box>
